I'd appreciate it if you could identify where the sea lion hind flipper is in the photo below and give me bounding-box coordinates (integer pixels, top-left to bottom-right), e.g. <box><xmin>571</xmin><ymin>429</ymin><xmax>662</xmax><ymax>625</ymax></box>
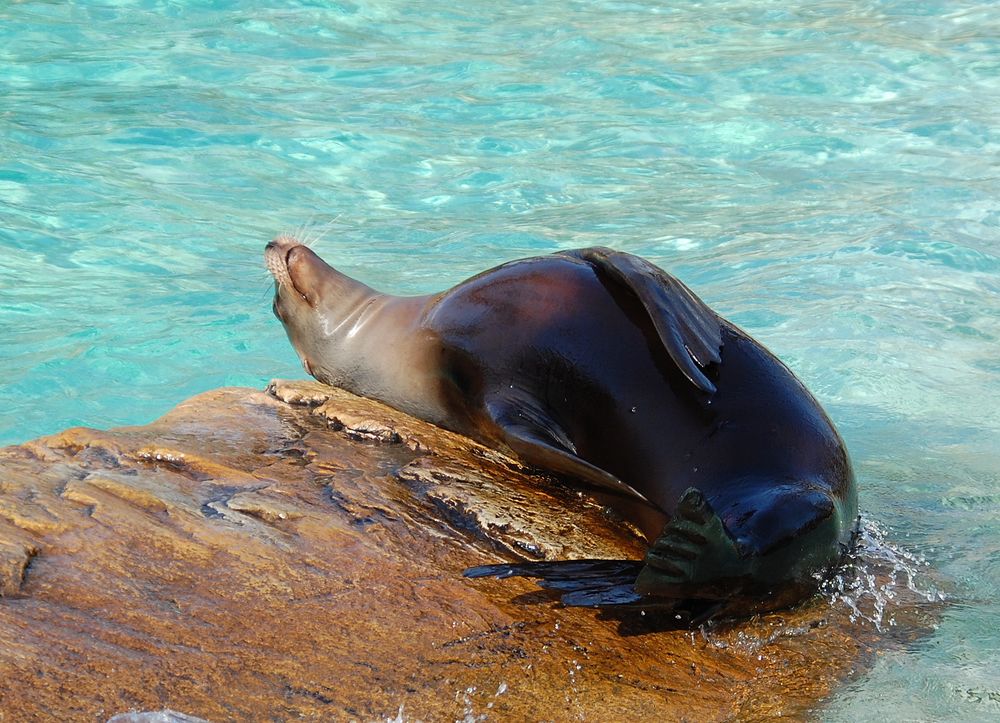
<box><xmin>486</xmin><ymin>398</ymin><xmax>654</xmax><ymax>505</ymax></box>
<box><xmin>634</xmin><ymin>487</ymin><xmax>747</xmax><ymax>597</ymax></box>
<box><xmin>562</xmin><ymin>247</ymin><xmax>723</xmax><ymax>394</ymax></box>
<box><xmin>464</xmin><ymin>559</ymin><xmax>647</xmax><ymax>607</ymax></box>
<box><xmin>463</xmin><ymin>559</ymin><xmax>709</xmax><ymax>618</ymax></box>
<box><xmin>637</xmin><ymin>485</ymin><xmax>851</xmax><ymax>607</ymax></box>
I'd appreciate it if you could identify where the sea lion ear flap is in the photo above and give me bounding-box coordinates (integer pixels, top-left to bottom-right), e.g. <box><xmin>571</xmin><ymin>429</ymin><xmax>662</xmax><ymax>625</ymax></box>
<box><xmin>562</xmin><ymin>247</ymin><xmax>723</xmax><ymax>395</ymax></box>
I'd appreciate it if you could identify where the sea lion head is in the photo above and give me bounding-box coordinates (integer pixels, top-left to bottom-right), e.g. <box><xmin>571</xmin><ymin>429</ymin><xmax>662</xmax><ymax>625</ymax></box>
<box><xmin>264</xmin><ymin>235</ymin><xmax>376</xmax><ymax>382</ymax></box>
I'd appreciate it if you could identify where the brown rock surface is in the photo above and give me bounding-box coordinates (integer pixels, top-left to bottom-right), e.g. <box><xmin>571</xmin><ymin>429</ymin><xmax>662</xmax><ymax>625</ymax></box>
<box><xmin>0</xmin><ymin>381</ymin><xmax>936</xmax><ymax>722</ymax></box>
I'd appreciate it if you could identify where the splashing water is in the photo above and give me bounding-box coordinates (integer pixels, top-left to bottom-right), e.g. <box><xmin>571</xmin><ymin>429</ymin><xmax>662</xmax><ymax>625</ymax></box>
<box><xmin>821</xmin><ymin>516</ymin><xmax>945</xmax><ymax>632</ymax></box>
<box><xmin>696</xmin><ymin>515</ymin><xmax>943</xmax><ymax>656</ymax></box>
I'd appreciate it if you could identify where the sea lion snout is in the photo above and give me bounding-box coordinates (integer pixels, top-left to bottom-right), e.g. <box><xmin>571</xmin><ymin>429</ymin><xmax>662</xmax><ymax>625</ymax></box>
<box><xmin>264</xmin><ymin>236</ymin><xmax>296</xmax><ymax>291</ymax></box>
<box><xmin>265</xmin><ymin>236</ymin><xmax>338</xmax><ymax>308</ymax></box>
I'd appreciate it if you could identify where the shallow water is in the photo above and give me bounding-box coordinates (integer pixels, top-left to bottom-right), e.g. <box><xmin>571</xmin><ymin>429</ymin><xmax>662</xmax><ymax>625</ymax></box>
<box><xmin>1</xmin><ymin>0</ymin><xmax>998</xmax><ymax>719</ymax></box>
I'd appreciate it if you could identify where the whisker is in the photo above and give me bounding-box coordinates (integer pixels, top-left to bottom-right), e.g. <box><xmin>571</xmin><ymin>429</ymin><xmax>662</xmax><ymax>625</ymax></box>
<box><xmin>268</xmin><ymin>211</ymin><xmax>350</xmax><ymax>249</ymax></box>
<box><xmin>303</xmin><ymin>214</ymin><xmax>342</xmax><ymax>248</ymax></box>
<box><xmin>297</xmin><ymin>213</ymin><xmax>317</xmax><ymax>243</ymax></box>
<box><xmin>297</xmin><ymin>222</ymin><xmax>311</xmax><ymax>246</ymax></box>
<box><xmin>226</xmin><ymin>254</ymin><xmax>263</xmax><ymax>274</ymax></box>
<box><xmin>273</xmin><ymin>229</ymin><xmax>295</xmax><ymax>244</ymax></box>
<box><xmin>256</xmin><ymin>280</ymin><xmax>275</xmax><ymax>305</ymax></box>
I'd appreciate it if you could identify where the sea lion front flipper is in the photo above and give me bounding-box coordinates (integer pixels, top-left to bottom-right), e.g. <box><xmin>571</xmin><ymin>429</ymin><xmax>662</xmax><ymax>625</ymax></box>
<box><xmin>634</xmin><ymin>487</ymin><xmax>748</xmax><ymax>597</ymax></box>
<box><xmin>486</xmin><ymin>397</ymin><xmax>655</xmax><ymax>505</ymax></box>
<box><xmin>561</xmin><ymin>247</ymin><xmax>723</xmax><ymax>394</ymax></box>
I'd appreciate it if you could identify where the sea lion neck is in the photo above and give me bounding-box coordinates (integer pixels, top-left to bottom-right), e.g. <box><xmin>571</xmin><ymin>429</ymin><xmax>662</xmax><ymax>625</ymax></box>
<box><xmin>264</xmin><ymin>236</ymin><xmax>447</xmax><ymax>424</ymax></box>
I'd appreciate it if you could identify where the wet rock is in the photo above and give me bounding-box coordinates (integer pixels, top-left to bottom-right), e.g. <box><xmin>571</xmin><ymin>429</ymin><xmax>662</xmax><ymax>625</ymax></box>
<box><xmin>107</xmin><ymin>711</ymin><xmax>209</xmax><ymax>723</ymax></box>
<box><xmin>0</xmin><ymin>380</ymin><xmax>938</xmax><ymax>721</ymax></box>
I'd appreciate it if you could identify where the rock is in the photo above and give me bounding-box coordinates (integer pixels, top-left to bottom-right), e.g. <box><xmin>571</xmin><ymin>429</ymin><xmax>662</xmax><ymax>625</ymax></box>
<box><xmin>107</xmin><ymin>710</ymin><xmax>209</xmax><ymax>723</ymax></box>
<box><xmin>0</xmin><ymin>380</ymin><xmax>938</xmax><ymax>721</ymax></box>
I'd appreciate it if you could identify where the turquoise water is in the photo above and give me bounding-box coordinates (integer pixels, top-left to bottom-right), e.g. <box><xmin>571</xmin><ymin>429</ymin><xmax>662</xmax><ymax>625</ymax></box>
<box><xmin>1</xmin><ymin>0</ymin><xmax>998</xmax><ymax>718</ymax></box>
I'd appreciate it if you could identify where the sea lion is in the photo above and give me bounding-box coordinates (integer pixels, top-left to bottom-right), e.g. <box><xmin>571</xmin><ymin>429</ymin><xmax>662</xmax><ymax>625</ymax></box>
<box><xmin>265</xmin><ymin>238</ymin><xmax>858</xmax><ymax>620</ymax></box>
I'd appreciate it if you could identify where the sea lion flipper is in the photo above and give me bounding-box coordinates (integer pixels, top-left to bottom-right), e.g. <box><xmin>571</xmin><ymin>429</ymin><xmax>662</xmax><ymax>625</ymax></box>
<box><xmin>634</xmin><ymin>488</ymin><xmax>747</xmax><ymax>597</ymax></box>
<box><xmin>486</xmin><ymin>398</ymin><xmax>653</xmax><ymax>505</ymax></box>
<box><xmin>562</xmin><ymin>247</ymin><xmax>723</xmax><ymax>394</ymax></box>
<box><xmin>462</xmin><ymin>560</ymin><xmax>720</xmax><ymax>621</ymax></box>
<box><xmin>634</xmin><ymin>485</ymin><xmax>850</xmax><ymax>609</ymax></box>
<box><xmin>463</xmin><ymin>559</ymin><xmax>647</xmax><ymax>607</ymax></box>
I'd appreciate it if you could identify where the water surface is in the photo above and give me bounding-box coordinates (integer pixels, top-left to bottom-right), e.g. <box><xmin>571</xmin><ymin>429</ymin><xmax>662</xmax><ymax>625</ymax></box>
<box><xmin>1</xmin><ymin>1</ymin><xmax>998</xmax><ymax>719</ymax></box>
